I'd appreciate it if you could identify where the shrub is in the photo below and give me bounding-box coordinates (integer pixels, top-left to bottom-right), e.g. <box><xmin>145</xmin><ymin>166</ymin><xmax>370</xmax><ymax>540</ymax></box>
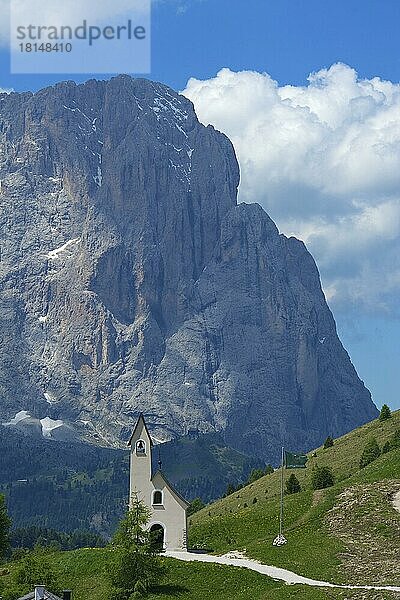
<box><xmin>360</xmin><ymin>437</ymin><xmax>381</xmax><ymax>468</ymax></box>
<box><xmin>379</xmin><ymin>404</ymin><xmax>392</xmax><ymax>421</ymax></box>
<box><xmin>391</xmin><ymin>429</ymin><xmax>400</xmax><ymax>449</ymax></box>
<box><xmin>285</xmin><ymin>474</ymin><xmax>301</xmax><ymax>494</ymax></box>
<box><xmin>11</xmin><ymin>548</ymin><xmax>29</xmax><ymax>562</ymax></box>
<box><xmin>247</xmin><ymin>469</ymin><xmax>265</xmax><ymax>484</ymax></box>
<box><xmin>323</xmin><ymin>436</ymin><xmax>334</xmax><ymax>449</ymax></box>
<box><xmin>382</xmin><ymin>429</ymin><xmax>400</xmax><ymax>453</ymax></box>
<box><xmin>13</xmin><ymin>547</ymin><xmax>61</xmax><ymax>592</ymax></box>
<box><xmin>311</xmin><ymin>466</ymin><xmax>334</xmax><ymax>490</ymax></box>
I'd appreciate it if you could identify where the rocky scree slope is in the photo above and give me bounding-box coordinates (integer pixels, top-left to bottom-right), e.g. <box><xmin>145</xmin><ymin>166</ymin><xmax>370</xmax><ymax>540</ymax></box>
<box><xmin>0</xmin><ymin>75</ymin><xmax>377</xmax><ymax>461</ymax></box>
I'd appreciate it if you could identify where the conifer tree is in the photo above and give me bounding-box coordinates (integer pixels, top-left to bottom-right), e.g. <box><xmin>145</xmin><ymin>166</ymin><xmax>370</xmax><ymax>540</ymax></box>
<box><xmin>0</xmin><ymin>494</ymin><xmax>11</xmax><ymax>561</ymax></box>
<box><xmin>311</xmin><ymin>466</ymin><xmax>334</xmax><ymax>490</ymax></box>
<box><xmin>391</xmin><ymin>429</ymin><xmax>400</xmax><ymax>449</ymax></box>
<box><xmin>247</xmin><ymin>469</ymin><xmax>264</xmax><ymax>483</ymax></box>
<box><xmin>359</xmin><ymin>437</ymin><xmax>381</xmax><ymax>468</ymax></box>
<box><xmin>225</xmin><ymin>483</ymin><xmax>236</xmax><ymax>496</ymax></box>
<box><xmin>379</xmin><ymin>404</ymin><xmax>392</xmax><ymax>421</ymax></box>
<box><xmin>110</xmin><ymin>493</ymin><xmax>165</xmax><ymax>597</ymax></box>
<box><xmin>285</xmin><ymin>474</ymin><xmax>301</xmax><ymax>494</ymax></box>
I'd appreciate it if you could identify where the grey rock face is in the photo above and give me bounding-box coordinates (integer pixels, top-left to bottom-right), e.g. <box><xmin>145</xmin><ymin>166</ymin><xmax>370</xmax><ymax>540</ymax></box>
<box><xmin>0</xmin><ymin>76</ymin><xmax>377</xmax><ymax>460</ymax></box>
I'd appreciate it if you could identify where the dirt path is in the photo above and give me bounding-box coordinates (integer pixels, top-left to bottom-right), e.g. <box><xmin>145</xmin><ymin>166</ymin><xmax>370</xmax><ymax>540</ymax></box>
<box><xmin>165</xmin><ymin>550</ymin><xmax>400</xmax><ymax>592</ymax></box>
<box><xmin>393</xmin><ymin>490</ymin><xmax>400</xmax><ymax>514</ymax></box>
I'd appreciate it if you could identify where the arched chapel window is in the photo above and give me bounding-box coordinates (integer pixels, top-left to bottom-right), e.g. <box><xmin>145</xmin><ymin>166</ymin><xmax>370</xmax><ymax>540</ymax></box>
<box><xmin>153</xmin><ymin>490</ymin><xmax>163</xmax><ymax>505</ymax></box>
<box><xmin>136</xmin><ymin>439</ymin><xmax>146</xmax><ymax>455</ymax></box>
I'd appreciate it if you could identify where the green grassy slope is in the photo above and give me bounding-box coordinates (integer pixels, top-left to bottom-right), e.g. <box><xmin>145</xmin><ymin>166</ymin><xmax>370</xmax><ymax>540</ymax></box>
<box><xmin>1</xmin><ymin>414</ymin><xmax>399</xmax><ymax>600</ymax></box>
<box><xmin>1</xmin><ymin>548</ymin><xmax>397</xmax><ymax>600</ymax></box>
<box><xmin>189</xmin><ymin>411</ymin><xmax>400</xmax><ymax>586</ymax></box>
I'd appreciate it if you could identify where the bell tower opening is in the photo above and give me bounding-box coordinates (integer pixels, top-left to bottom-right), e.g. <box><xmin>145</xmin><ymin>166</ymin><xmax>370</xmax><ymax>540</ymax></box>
<box><xmin>135</xmin><ymin>439</ymin><xmax>146</xmax><ymax>455</ymax></box>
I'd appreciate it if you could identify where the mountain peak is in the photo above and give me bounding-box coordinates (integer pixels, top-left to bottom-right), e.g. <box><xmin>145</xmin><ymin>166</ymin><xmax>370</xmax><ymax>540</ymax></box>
<box><xmin>0</xmin><ymin>76</ymin><xmax>376</xmax><ymax>460</ymax></box>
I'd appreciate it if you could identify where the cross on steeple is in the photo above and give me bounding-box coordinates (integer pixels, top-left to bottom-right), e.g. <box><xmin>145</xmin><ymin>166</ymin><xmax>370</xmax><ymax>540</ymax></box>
<box><xmin>158</xmin><ymin>444</ymin><xmax>162</xmax><ymax>471</ymax></box>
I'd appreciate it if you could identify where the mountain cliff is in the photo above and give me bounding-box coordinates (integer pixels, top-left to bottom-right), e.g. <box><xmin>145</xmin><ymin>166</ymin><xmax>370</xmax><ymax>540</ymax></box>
<box><xmin>0</xmin><ymin>75</ymin><xmax>377</xmax><ymax>460</ymax></box>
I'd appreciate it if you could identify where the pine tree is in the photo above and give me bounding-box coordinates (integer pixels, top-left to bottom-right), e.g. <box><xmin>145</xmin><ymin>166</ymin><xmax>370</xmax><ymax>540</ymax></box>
<box><xmin>359</xmin><ymin>438</ymin><xmax>381</xmax><ymax>468</ymax></box>
<box><xmin>285</xmin><ymin>474</ymin><xmax>301</xmax><ymax>494</ymax></box>
<box><xmin>311</xmin><ymin>466</ymin><xmax>334</xmax><ymax>490</ymax></box>
<box><xmin>391</xmin><ymin>429</ymin><xmax>400</xmax><ymax>449</ymax></box>
<box><xmin>379</xmin><ymin>404</ymin><xmax>392</xmax><ymax>421</ymax></box>
<box><xmin>110</xmin><ymin>493</ymin><xmax>165</xmax><ymax>596</ymax></box>
<box><xmin>323</xmin><ymin>436</ymin><xmax>334</xmax><ymax>449</ymax></box>
<box><xmin>247</xmin><ymin>469</ymin><xmax>264</xmax><ymax>483</ymax></box>
<box><xmin>0</xmin><ymin>494</ymin><xmax>11</xmax><ymax>561</ymax></box>
<box><xmin>225</xmin><ymin>483</ymin><xmax>236</xmax><ymax>496</ymax></box>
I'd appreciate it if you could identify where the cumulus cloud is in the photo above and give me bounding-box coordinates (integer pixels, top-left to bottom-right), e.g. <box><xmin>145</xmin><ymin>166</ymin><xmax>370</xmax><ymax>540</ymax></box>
<box><xmin>183</xmin><ymin>64</ymin><xmax>400</xmax><ymax>316</ymax></box>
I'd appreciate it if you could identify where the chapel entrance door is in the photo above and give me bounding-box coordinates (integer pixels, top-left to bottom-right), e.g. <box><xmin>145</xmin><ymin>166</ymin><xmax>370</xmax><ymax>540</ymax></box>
<box><xmin>149</xmin><ymin>523</ymin><xmax>164</xmax><ymax>551</ymax></box>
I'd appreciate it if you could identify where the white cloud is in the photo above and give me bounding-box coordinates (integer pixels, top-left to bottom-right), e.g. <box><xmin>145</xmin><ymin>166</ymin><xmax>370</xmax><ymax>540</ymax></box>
<box><xmin>183</xmin><ymin>64</ymin><xmax>400</xmax><ymax>316</ymax></box>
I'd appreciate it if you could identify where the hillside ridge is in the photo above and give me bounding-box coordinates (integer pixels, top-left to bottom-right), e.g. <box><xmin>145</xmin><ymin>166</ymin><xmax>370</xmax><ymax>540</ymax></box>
<box><xmin>189</xmin><ymin>410</ymin><xmax>400</xmax><ymax>587</ymax></box>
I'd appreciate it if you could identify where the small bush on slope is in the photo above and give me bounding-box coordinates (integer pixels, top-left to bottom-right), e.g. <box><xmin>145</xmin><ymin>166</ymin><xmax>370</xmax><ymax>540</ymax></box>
<box><xmin>286</xmin><ymin>474</ymin><xmax>301</xmax><ymax>494</ymax></box>
<box><xmin>360</xmin><ymin>438</ymin><xmax>381</xmax><ymax>468</ymax></box>
<box><xmin>311</xmin><ymin>466</ymin><xmax>335</xmax><ymax>490</ymax></box>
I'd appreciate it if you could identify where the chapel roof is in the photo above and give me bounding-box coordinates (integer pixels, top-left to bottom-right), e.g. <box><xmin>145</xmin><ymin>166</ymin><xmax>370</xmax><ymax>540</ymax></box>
<box><xmin>17</xmin><ymin>591</ymin><xmax>62</xmax><ymax>600</ymax></box>
<box><xmin>151</xmin><ymin>469</ymin><xmax>190</xmax><ymax>509</ymax></box>
<box><xmin>127</xmin><ymin>413</ymin><xmax>154</xmax><ymax>447</ymax></box>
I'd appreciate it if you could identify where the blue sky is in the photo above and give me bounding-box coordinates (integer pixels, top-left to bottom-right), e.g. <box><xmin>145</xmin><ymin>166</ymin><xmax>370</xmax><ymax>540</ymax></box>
<box><xmin>1</xmin><ymin>0</ymin><xmax>399</xmax><ymax>409</ymax></box>
<box><xmin>3</xmin><ymin>0</ymin><xmax>400</xmax><ymax>92</ymax></box>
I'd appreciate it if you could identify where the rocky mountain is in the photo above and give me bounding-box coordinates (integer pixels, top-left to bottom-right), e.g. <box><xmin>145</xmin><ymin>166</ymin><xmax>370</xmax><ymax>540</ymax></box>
<box><xmin>0</xmin><ymin>75</ymin><xmax>377</xmax><ymax>462</ymax></box>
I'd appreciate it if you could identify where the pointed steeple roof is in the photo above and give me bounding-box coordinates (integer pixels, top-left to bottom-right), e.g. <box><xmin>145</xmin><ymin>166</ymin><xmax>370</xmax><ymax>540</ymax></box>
<box><xmin>127</xmin><ymin>413</ymin><xmax>154</xmax><ymax>447</ymax></box>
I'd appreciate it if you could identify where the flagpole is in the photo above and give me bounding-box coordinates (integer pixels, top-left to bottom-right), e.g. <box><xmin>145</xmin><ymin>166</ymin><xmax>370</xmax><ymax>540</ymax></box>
<box><xmin>279</xmin><ymin>446</ymin><xmax>284</xmax><ymax>537</ymax></box>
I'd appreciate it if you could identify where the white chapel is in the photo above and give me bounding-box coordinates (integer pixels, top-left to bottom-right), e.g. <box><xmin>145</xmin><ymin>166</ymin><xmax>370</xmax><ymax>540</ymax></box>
<box><xmin>128</xmin><ymin>414</ymin><xmax>189</xmax><ymax>551</ymax></box>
